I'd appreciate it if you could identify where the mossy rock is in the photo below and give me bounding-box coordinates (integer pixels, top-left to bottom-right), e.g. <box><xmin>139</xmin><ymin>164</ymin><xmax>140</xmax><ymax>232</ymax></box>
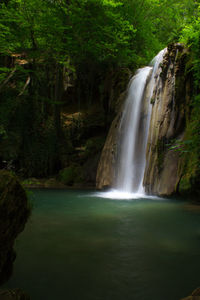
<box><xmin>179</xmin><ymin>171</ymin><xmax>200</xmax><ymax>197</ymax></box>
<box><xmin>150</xmin><ymin>97</ymin><xmax>155</xmax><ymax>104</ymax></box>
<box><xmin>178</xmin><ymin>147</ymin><xmax>200</xmax><ymax>197</ymax></box>
<box><xmin>179</xmin><ymin>175</ymin><xmax>192</xmax><ymax>194</ymax></box>
<box><xmin>0</xmin><ymin>170</ymin><xmax>30</xmax><ymax>285</ymax></box>
<box><xmin>22</xmin><ymin>178</ymin><xmax>41</xmax><ymax>187</ymax></box>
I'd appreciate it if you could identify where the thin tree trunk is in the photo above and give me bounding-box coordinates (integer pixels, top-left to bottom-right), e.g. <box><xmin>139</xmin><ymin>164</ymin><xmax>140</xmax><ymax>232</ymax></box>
<box><xmin>54</xmin><ymin>64</ymin><xmax>63</xmax><ymax>140</ymax></box>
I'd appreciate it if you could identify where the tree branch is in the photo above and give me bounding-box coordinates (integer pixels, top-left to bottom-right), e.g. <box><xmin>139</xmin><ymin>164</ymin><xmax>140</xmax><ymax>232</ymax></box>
<box><xmin>0</xmin><ymin>67</ymin><xmax>16</xmax><ymax>91</ymax></box>
<box><xmin>18</xmin><ymin>76</ymin><xmax>31</xmax><ymax>96</ymax></box>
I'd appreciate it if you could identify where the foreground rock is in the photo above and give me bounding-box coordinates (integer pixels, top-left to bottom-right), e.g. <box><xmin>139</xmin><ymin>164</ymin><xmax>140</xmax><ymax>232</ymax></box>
<box><xmin>0</xmin><ymin>170</ymin><xmax>30</xmax><ymax>285</ymax></box>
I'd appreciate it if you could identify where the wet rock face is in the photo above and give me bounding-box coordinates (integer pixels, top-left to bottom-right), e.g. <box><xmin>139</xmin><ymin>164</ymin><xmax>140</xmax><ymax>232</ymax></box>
<box><xmin>96</xmin><ymin>85</ymin><xmax>129</xmax><ymax>189</ymax></box>
<box><xmin>0</xmin><ymin>170</ymin><xmax>30</xmax><ymax>285</ymax></box>
<box><xmin>143</xmin><ymin>43</ymin><xmax>190</xmax><ymax>196</ymax></box>
<box><xmin>96</xmin><ymin>113</ymin><xmax>121</xmax><ymax>189</ymax></box>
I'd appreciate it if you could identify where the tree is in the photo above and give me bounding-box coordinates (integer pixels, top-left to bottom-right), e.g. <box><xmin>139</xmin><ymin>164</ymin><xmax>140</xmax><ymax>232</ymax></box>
<box><xmin>0</xmin><ymin>0</ymin><xmax>199</xmax><ymax>177</ymax></box>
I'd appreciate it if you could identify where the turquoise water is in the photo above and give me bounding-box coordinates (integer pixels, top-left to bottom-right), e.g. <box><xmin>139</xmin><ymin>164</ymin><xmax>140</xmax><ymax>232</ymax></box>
<box><xmin>4</xmin><ymin>189</ymin><xmax>200</xmax><ymax>300</ymax></box>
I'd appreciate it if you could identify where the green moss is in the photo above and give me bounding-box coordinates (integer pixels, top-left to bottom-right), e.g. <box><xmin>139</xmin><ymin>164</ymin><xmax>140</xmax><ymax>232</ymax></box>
<box><xmin>179</xmin><ymin>170</ymin><xmax>200</xmax><ymax>196</ymax></box>
<box><xmin>58</xmin><ymin>164</ymin><xmax>83</xmax><ymax>186</ymax></box>
<box><xmin>179</xmin><ymin>175</ymin><xmax>192</xmax><ymax>193</ymax></box>
<box><xmin>178</xmin><ymin>148</ymin><xmax>200</xmax><ymax>196</ymax></box>
<box><xmin>22</xmin><ymin>178</ymin><xmax>41</xmax><ymax>186</ymax></box>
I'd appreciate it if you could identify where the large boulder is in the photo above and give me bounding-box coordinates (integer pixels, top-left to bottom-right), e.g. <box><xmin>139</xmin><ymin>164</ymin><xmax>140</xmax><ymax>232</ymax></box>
<box><xmin>0</xmin><ymin>170</ymin><xmax>30</xmax><ymax>285</ymax></box>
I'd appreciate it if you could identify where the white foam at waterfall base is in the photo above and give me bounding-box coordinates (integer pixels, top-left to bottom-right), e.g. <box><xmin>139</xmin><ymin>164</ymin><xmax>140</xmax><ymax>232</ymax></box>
<box><xmin>94</xmin><ymin>189</ymin><xmax>163</xmax><ymax>200</ymax></box>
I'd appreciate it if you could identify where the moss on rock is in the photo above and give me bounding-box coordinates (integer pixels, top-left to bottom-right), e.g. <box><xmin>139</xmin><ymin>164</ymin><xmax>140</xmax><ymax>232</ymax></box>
<box><xmin>0</xmin><ymin>170</ymin><xmax>30</xmax><ymax>285</ymax></box>
<box><xmin>178</xmin><ymin>153</ymin><xmax>200</xmax><ymax>197</ymax></box>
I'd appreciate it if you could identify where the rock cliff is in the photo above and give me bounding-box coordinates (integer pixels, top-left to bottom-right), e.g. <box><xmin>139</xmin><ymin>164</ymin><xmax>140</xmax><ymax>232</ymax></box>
<box><xmin>96</xmin><ymin>44</ymin><xmax>195</xmax><ymax>196</ymax></box>
<box><xmin>143</xmin><ymin>43</ymin><xmax>190</xmax><ymax>195</ymax></box>
<box><xmin>96</xmin><ymin>92</ymin><xmax>126</xmax><ymax>189</ymax></box>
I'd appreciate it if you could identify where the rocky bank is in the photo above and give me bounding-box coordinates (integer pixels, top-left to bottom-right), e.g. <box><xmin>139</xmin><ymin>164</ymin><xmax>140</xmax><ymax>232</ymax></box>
<box><xmin>0</xmin><ymin>170</ymin><xmax>30</xmax><ymax>299</ymax></box>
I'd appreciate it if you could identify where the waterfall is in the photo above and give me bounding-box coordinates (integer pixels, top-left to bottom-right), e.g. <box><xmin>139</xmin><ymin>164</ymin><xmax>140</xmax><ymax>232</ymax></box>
<box><xmin>115</xmin><ymin>67</ymin><xmax>152</xmax><ymax>193</ymax></box>
<box><xmin>114</xmin><ymin>49</ymin><xmax>167</xmax><ymax>195</ymax></box>
<box><xmin>96</xmin><ymin>48</ymin><xmax>168</xmax><ymax>199</ymax></box>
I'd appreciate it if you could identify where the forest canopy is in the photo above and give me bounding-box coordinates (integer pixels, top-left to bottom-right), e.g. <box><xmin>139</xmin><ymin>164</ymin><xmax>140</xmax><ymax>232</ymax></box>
<box><xmin>0</xmin><ymin>0</ymin><xmax>198</xmax><ymax>67</ymax></box>
<box><xmin>0</xmin><ymin>0</ymin><xmax>199</xmax><ymax>179</ymax></box>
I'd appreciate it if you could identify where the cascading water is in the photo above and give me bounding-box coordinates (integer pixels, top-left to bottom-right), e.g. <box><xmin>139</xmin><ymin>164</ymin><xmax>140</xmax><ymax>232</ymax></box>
<box><xmin>114</xmin><ymin>49</ymin><xmax>167</xmax><ymax>196</ymax></box>
<box><xmin>115</xmin><ymin>67</ymin><xmax>152</xmax><ymax>193</ymax></box>
<box><xmin>96</xmin><ymin>49</ymin><xmax>167</xmax><ymax>199</ymax></box>
<box><xmin>114</xmin><ymin>49</ymin><xmax>167</xmax><ymax>195</ymax></box>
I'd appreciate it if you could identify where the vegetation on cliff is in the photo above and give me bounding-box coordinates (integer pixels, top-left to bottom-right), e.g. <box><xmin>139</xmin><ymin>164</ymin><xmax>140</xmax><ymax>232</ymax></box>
<box><xmin>176</xmin><ymin>7</ymin><xmax>200</xmax><ymax>196</ymax></box>
<box><xmin>0</xmin><ymin>0</ymin><xmax>199</xmax><ymax>190</ymax></box>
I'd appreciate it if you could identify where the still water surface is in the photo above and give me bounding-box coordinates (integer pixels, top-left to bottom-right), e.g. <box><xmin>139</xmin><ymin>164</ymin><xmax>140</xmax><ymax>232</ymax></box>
<box><xmin>4</xmin><ymin>189</ymin><xmax>200</xmax><ymax>300</ymax></box>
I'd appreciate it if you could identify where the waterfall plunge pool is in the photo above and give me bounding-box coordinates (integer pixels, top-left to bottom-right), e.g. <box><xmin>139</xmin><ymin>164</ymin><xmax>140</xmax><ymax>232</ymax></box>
<box><xmin>4</xmin><ymin>189</ymin><xmax>200</xmax><ymax>300</ymax></box>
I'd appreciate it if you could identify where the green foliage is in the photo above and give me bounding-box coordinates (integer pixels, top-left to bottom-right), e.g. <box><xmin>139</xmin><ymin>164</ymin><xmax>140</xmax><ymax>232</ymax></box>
<box><xmin>58</xmin><ymin>165</ymin><xmax>83</xmax><ymax>186</ymax></box>
<box><xmin>0</xmin><ymin>67</ymin><xmax>12</xmax><ymax>83</ymax></box>
<box><xmin>168</xmin><ymin>139</ymin><xmax>193</xmax><ymax>153</ymax></box>
<box><xmin>178</xmin><ymin>149</ymin><xmax>200</xmax><ymax>196</ymax></box>
<box><xmin>171</xmin><ymin>4</ymin><xmax>200</xmax><ymax>194</ymax></box>
<box><xmin>0</xmin><ymin>0</ymin><xmax>199</xmax><ymax>180</ymax></box>
<box><xmin>151</xmin><ymin>0</ymin><xmax>196</xmax><ymax>43</ymax></box>
<box><xmin>179</xmin><ymin>5</ymin><xmax>200</xmax><ymax>172</ymax></box>
<box><xmin>58</xmin><ymin>167</ymin><xmax>75</xmax><ymax>186</ymax></box>
<box><xmin>66</xmin><ymin>0</ymin><xmax>136</xmax><ymax>66</ymax></box>
<box><xmin>180</xmin><ymin>4</ymin><xmax>200</xmax><ymax>86</ymax></box>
